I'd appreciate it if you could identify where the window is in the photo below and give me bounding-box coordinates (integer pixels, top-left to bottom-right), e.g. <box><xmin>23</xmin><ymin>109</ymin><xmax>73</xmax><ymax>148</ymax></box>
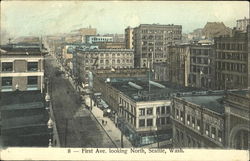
<box><xmin>161</xmin><ymin>117</ymin><xmax>166</xmax><ymax>125</ymax></box>
<box><xmin>139</xmin><ymin>109</ymin><xmax>145</xmax><ymax>116</ymax></box>
<box><xmin>2</xmin><ymin>77</ymin><xmax>12</xmax><ymax>86</ymax></box>
<box><xmin>166</xmin><ymin>117</ymin><xmax>170</xmax><ymax>124</ymax></box>
<box><xmin>27</xmin><ymin>62</ymin><xmax>38</xmax><ymax>71</ymax></box>
<box><xmin>187</xmin><ymin>115</ymin><xmax>190</xmax><ymax>125</ymax></box>
<box><xmin>218</xmin><ymin>130</ymin><xmax>222</xmax><ymax>142</ymax></box>
<box><xmin>146</xmin><ymin>108</ymin><xmax>153</xmax><ymax>115</ymax></box>
<box><xmin>176</xmin><ymin>109</ymin><xmax>179</xmax><ymax>119</ymax></box>
<box><xmin>28</xmin><ymin>76</ymin><xmax>38</xmax><ymax>85</ymax></box>
<box><xmin>139</xmin><ymin>119</ymin><xmax>145</xmax><ymax>127</ymax></box>
<box><xmin>180</xmin><ymin>111</ymin><xmax>184</xmax><ymax>121</ymax></box>
<box><xmin>192</xmin><ymin>117</ymin><xmax>195</xmax><ymax>128</ymax></box>
<box><xmin>166</xmin><ymin>106</ymin><xmax>170</xmax><ymax>113</ymax></box>
<box><xmin>161</xmin><ymin>106</ymin><xmax>165</xmax><ymax>114</ymax></box>
<box><xmin>147</xmin><ymin>119</ymin><xmax>153</xmax><ymax>126</ymax></box>
<box><xmin>205</xmin><ymin>123</ymin><xmax>210</xmax><ymax>136</ymax></box>
<box><xmin>156</xmin><ymin>107</ymin><xmax>160</xmax><ymax>114</ymax></box>
<box><xmin>197</xmin><ymin>119</ymin><xmax>201</xmax><ymax>131</ymax></box>
<box><xmin>2</xmin><ymin>62</ymin><xmax>13</xmax><ymax>72</ymax></box>
<box><xmin>211</xmin><ymin>127</ymin><xmax>216</xmax><ymax>139</ymax></box>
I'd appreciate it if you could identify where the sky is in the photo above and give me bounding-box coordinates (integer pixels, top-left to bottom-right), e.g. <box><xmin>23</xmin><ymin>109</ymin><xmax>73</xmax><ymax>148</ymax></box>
<box><xmin>1</xmin><ymin>1</ymin><xmax>249</xmax><ymax>42</ymax></box>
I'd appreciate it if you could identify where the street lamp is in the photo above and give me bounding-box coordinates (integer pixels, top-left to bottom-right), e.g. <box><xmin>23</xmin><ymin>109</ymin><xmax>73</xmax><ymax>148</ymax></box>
<box><xmin>156</xmin><ymin>111</ymin><xmax>160</xmax><ymax>148</ymax></box>
<box><xmin>47</xmin><ymin>117</ymin><xmax>54</xmax><ymax>147</ymax></box>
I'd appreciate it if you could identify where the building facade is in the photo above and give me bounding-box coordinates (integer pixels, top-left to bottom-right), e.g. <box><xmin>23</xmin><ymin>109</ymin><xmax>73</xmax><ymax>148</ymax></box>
<box><xmin>236</xmin><ymin>17</ymin><xmax>250</xmax><ymax>32</ymax></box>
<box><xmin>224</xmin><ymin>91</ymin><xmax>250</xmax><ymax>149</ymax></box>
<box><xmin>125</xmin><ymin>27</ymin><xmax>134</xmax><ymax>49</ymax></box>
<box><xmin>86</xmin><ymin>36</ymin><xmax>113</xmax><ymax>44</ymax></box>
<box><xmin>133</xmin><ymin>24</ymin><xmax>182</xmax><ymax>68</ymax></box>
<box><xmin>0</xmin><ymin>44</ymin><xmax>47</xmax><ymax>92</ymax></box>
<box><xmin>75</xmin><ymin>49</ymin><xmax>134</xmax><ymax>85</ymax></box>
<box><xmin>167</xmin><ymin>45</ymin><xmax>190</xmax><ymax>87</ymax></box>
<box><xmin>214</xmin><ymin>27</ymin><xmax>250</xmax><ymax>90</ymax></box>
<box><xmin>189</xmin><ymin>45</ymin><xmax>215</xmax><ymax>89</ymax></box>
<box><xmin>172</xmin><ymin>95</ymin><xmax>225</xmax><ymax>148</ymax></box>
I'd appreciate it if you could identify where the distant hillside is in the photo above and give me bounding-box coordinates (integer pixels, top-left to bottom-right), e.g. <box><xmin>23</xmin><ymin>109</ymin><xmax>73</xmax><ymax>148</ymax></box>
<box><xmin>202</xmin><ymin>22</ymin><xmax>232</xmax><ymax>39</ymax></box>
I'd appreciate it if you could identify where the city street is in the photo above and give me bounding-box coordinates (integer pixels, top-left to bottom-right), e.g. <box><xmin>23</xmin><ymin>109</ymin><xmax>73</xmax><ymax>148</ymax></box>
<box><xmin>44</xmin><ymin>55</ymin><xmax>116</xmax><ymax>147</ymax></box>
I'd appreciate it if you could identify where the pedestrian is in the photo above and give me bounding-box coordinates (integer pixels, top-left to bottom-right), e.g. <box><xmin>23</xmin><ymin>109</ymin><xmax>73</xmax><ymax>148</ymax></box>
<box><xmin>102</xmin><ymin>120</ymin><xmax>104</xmax><ymax>125</ymax></box>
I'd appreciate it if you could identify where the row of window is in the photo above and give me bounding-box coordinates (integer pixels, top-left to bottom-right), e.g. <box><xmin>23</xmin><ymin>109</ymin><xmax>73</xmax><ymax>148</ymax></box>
<box><xmin>215</xmin><ymin>62</ymin><xmax>247</xmax><ymax>73</ymax></box>
<box><xmin>1</xmin><ymin>76</ymin><xmax>38</xmax><ymax>86</ymax></box>
<box><xmin>190</xmin><ymin>57</ymin><xmax>211</xmax><ymax>65</ymax></box>
<box><xmin>99</xmin><ymin>59</ymin><xmax>133</xmax><ymax>64</ymax></box>
<box><xmin>216</xmin><ymin>43</ymin><xmax>246</xmax><ymax>51</ymax></box>
<box><xmin>1</xmin><ymin>62</ymin><xmax>39</xmax><ymax>72</ymax></box>
<box><xmin>83</xmin><ymin>53</ymin><xmax>133</xmax><ymax>57</ymax></box>
<box><xmin>216</xmin><ymin>52</ymin><xmax>247</xmax><ymax>61</ymax></box>
<box><xmin>174</xmin><ymin>107</ymin><xmax>223</xmax><ymax>142</ymax></box>
<box><xmin>191</xmin><ymin>49</ymin><xmax>212</xmax><ymax>56</ymax></box>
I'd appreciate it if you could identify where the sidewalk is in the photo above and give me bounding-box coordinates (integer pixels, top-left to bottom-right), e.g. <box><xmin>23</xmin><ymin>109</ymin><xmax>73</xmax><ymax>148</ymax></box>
<box><xmin>85</xmin><ymin>96</ymin><xmax>133</xmax><ymax>148</ymax></box>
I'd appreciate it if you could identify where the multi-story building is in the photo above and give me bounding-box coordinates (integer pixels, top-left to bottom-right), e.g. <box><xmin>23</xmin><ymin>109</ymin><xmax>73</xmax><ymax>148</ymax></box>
<box><xmin>70</xmin><ymin>27</ymin><xmax>97</xmax><ymax>43</ymax></box>
<box><xmin>236</xmin><ymin>17</ymin><xmax>250</xmax><ymax>32</ymax></box>
<box><xmin>75</xmin><ymin>49</ymin><xmax>134</xmax><ymax>85</ymax></box>
<box><xmin>93</xmin><ymin>73</ymin><xmax>202</xmax><ymax>147</ymax></box>
<box><xmin>172</xmin><ymin>92</ymin><xmax>225</xmax><ymax>148</ymax></box>
<box><xmin>167</xmin><ymin>45</ymin><xmax>190</xmax><ymax>87</ymax></box>
<box><xmin>133</xmin><ymin>24</ymin><xmax>182</xmax><ymax>68</ymax></box>
<box><xmin>0</xmin><ymin>44</ymin><xmax>47</xmax><ymax>92</ymax></box>
<box><xmin>0</xmin><ymin>44</ymin><xmax>56</xmax><ymax>147</ymax></box>
<box><xmin>125</xmin><ymin>27</ymin><xmax>134</xmax><ymax>49</ymax></box>
<box><xmin>171</xmin><ymin>89</ymin><xmax>249</xmax><ymax>149</ymax></box>
<box><xmin>214</xmin><ymin>27</ymin><xmax>250</xmax><ymax>90</ymax></box>
<box><xmin>189</xmin><ymin>44</ymin><xmax>215</xmax><ymax>89</ymax></box>
<box><xmin>86</xmin><ymin>36</ymin><xmax>113</xmax><ymax>44</ymax></box>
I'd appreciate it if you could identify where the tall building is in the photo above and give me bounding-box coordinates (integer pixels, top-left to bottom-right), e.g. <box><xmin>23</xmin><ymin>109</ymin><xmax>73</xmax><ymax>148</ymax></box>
<box><xmin>133</xmin><ymin>24</ymin><xmax>182</xmax><ymax>68</ymax></box>
<box><xmin>236</xmin><ymin>17</ymin><xmax>250</xmax><ymax>32</ymax></box>
<box><xmin>125</xmin><ymin>27</ymin><xmax>134</xmax><ymax>49</ymax></box>
<box><xmin>189</xmin><ymin>44</ymin><xmax>215</xmax><ymax>89</ymax></box>
<box><xmin>214</xmin><ymin>27</ymin><xmax>250</xmax><ymax>90</ymax></box>
<box><xmin>0</xmin><ymin>44</ymin><xmax>55</xmax><ymax>147</ymax></box>
<box><xmin>167</xmin><ymin>45</ymin><xmax>190</xmax><ymax>87</ymax></box>
<box><xmin>0</xmin><ymin>44</ymin><xmax>47</xmax><ymax>92</ymax></box>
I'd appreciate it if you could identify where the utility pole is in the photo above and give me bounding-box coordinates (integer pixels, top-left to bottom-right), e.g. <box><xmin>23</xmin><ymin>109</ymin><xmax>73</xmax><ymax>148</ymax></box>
<box><xmin>121</xmin><ymin>121</ymin><xmax>124</xmax><ymax>148</ymax></box>
<box><xmin>65</xmin><ymin>119</ymin><xmax>68</xmax><ymax>147</ymax></box>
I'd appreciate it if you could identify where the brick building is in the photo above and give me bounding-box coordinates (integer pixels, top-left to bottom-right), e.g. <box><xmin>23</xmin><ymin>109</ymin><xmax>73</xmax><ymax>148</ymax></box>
<box><xmin>189</xmin><ymin>45</ymin><xmax>215</xmax><ymax>89</ymax></box>
<box><xmin>167</xmin><ymin>45</ymin><xmax>190</xmax><ymax>87</ymax></box>
<box><xmin>214</xmin><ymin>27</ymin><xmax>250</xmax><ymax>90</ymax></box>
<box><xmin>133</xmin><ymin>24</ymin><xmax>182</xmax><ymax>68</ymax></box>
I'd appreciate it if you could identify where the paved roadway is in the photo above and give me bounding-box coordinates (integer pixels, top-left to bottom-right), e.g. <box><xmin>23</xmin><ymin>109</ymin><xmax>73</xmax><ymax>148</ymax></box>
<box><xmin>44</xmin><ymin>55</ymin><xmax>116</xmax><ymax>148</ymax></box>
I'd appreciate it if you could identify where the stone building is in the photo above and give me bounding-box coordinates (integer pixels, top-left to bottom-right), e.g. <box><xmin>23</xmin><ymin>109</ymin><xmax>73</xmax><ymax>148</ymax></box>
<box><xmin>0</xmin><ymin>44</ymin><xmax>48</xmax><ymax>92</ymax></box>
<box><xmin>172</xmin><ymin>92</ymin><xmax>225</xmax><ymax>148</ymax></box>
<box><xmin>214</xmin><ymin>26</ymin><xmax>250</xmax><ymax>90</ymax></box>
<box><xmin>189</xmin><ymin>45</ymin><xmax>215</xmax><ymax>89</ymax></box>
<box><xmin>94</xmin><ymin>42</ymin><xmax>125</xmax><ymax>49</ymax></box>
<box><xmin>75</xmin><ymin>49</ymin><xmax>134</xmax><ymax>85</ymax></box>
<box><xmin>125</xmin><ymin>27</ymin><xmax>134</xmax><ymax>49</ymax></box>
<box><xmin>224</xmin><ymin>91</ymin><xmax>250</xmax><ymax>149</ymax></box>
<box><xmin>167</xmin><ymin>45</ymin><xmax>190</xmax><ymax>87</ymax></box>
<box><xmin>133</xmin><ymin>24</ymin><xmax>182</xmax><ymax>68</ymax></box>
<box><xmin>171</xmin><ymin>89</ymin><xmax>249</xmax><ymax>149</ymax></box>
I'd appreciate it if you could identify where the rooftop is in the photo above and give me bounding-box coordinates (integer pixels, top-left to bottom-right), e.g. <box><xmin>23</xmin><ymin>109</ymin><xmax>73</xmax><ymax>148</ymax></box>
<box><xmin>108</xmin><ymin>78</ymin><xmax>202</xmax><ymax>102</ymax></box>
<box><xmin>0</xmin><ymin>90</ymin><xmax>45</xmax><ymax>110</ymax></box>
<box><xmin>0</xmin><ymin>44</ymin><xmax>47</xmax><ymax>55</ymax></box>
<box><xmin>182</xmin><ymin>95</ymin><xmax>224</xmax><ymax>114</ymax></box>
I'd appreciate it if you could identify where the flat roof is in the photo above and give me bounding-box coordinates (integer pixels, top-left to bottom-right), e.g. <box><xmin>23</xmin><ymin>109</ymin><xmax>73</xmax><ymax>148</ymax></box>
<box><xmin>108</xmin><ymin>78</ymin><xmax>202</xmax><ymax>102</ymax></box>
<box><xmin>0</xmin><ymin>90</ymin><xmax>45</xmax><ymax>110</ymax></box>
<box><xmin>181</xmin><ymin>95</ymin><xmax>224</xmax><ymax>114</ymax></box>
